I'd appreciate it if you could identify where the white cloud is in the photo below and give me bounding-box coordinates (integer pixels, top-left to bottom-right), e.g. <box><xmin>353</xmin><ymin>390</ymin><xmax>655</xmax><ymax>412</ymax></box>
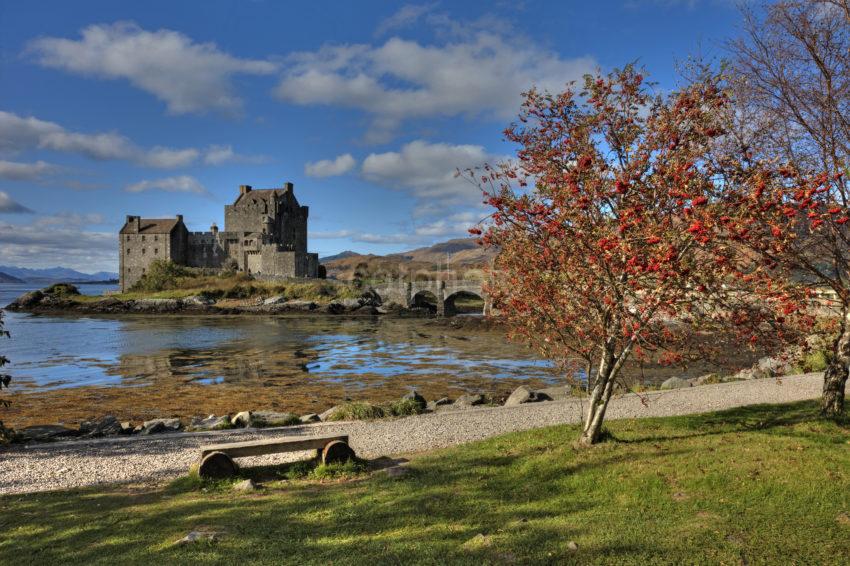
<box><xmin>125</xmin><ymin>175</ymin><xmax>207</xmax><ymax>194</ymax></box>
<box><xmin>312</xmin><ymin>212</ymin><xmax>480</xmax><ymax>246</ymax></box>
<box><xmin>203</xmin><ymin>144</ymin><xmax>268</xmax><ymax>165</ymax></box>
<box><xmin>375</xmin><ymin>3</ymin><xmax>437</xmax><ymax>36</ymax></box>
<box><xmin>361</xmin><ymin>140</ymin><xmax>505</xmax><ymax>210</ymax></box>
<box><xmin>305</xmin><ymin>153</ymin><xmax>356</xmax><ymax>177</ymax></box>
<box><xmin>275</xmin><ymin>17</ymin><xmax>597</xmax><ymax>141</ymax></box>
<box><xmin>0</xmin><ymin>191</ymin><xmax>34</xmax><ymax>214</ymax></box>
<box><xmin>0</xmin><ymin>160</ymin><xmax>55</xmax><ymax>181</ymax></box>
<box><xmin>0</xmin><ymin>111</ymin><xmax>252</xmax><ymax>169</ymax></box>
<box><xmin>28</xmin><ymin>22</ymin><xmax>277</xmax><ymax>115</ymax></box>
<box><xmin>0</xmin><ymin>215</ymin><xmax>114</xmax><ymax>271</ymax></box>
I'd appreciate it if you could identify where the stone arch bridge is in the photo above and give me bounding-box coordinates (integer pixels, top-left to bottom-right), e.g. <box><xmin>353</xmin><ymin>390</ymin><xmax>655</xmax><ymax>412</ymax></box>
<box><xmin>370</xmin><ymin>280</ymin><xmax>491</xmax><ymax>316</ymax></box>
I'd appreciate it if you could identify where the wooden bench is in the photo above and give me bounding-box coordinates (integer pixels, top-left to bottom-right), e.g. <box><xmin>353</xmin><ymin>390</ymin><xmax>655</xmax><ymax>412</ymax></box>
<box><xmin>196</xmin><ymin>434</ymin><xmax>355</xmax><ymax>479</ymax></box>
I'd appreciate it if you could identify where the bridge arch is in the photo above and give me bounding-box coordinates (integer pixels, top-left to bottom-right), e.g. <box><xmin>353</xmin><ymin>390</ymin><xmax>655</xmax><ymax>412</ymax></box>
<box><xmin>411</xmin><ymin>289</ymin><xmax>439</xmax><ymax>314</ymax></box>
<box><xmin>444</xmin><ymin>290</ymin><xmax>485</xmax><ymax>316</ymax></box>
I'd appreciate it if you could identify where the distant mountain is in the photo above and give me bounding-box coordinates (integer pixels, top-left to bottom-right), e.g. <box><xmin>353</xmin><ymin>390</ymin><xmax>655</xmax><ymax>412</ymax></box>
<box><xmin>0</xmin><ymin>271</ymin><xmax>25</xmax><ymax>284</ymax></box>
<box><xmin>0</xmin><ymin>266</ymin><xmax>119</xmax><ymax>283</ymax></box>
<box><xmin>319</xmin><ymin>250</ymin><xmax>361</xmax><ymax>262</ymax></box>
<box><xmin>321</xmin><ymin>238</ymin><xmax>496</xmax><ymax>280</ymax></box>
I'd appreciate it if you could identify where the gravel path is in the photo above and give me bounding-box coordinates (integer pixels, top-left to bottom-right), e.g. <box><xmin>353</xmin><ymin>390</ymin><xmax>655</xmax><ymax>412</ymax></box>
<box><xmin>0</xmin><ymin>373</ymin><xmax>823</xmax><ymax>495</ymax></box>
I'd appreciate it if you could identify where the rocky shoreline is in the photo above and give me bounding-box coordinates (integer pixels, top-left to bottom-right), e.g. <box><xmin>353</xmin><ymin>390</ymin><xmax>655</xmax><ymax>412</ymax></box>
<box><xmin>10</xmin><ymin>384</ymin><xmax>572</xmax><ymax>444</ymax></box>
<box><xmin>4</xmin><ymin>285</ymin><xmax>405</xmax><ymax>316</ymax></box>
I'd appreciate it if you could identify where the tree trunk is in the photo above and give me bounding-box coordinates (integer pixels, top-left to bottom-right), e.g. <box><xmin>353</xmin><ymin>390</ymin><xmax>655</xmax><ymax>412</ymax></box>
<box><xmin>579</xmin><ymin>376</ymin><xmax>615</xmax><ymax>445</ymax></box>
<box><xmin>822</xmin><ymin>361</ymin><xmax>847</xmax><ymax>416</ymax></box>
<box><xmin>823</xmin><ymin>318</ymin><xmax>850</xmax><ymax>417</ymax></box>
<box><xmin>579</xmin><ymin>350</ymin><xmax>618</xmax><ymax>446</ymax></box>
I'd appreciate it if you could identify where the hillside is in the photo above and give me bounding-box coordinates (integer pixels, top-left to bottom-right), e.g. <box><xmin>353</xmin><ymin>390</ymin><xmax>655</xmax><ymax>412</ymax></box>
<box><xmin>322</xmin><ymin>238</ymin><xmax>496</xmax><ymax>280</ymax></box>
<box><xmin>0</xmin><ymin>271</ymin><xmax>25</xmax><ymax>284</ymax></box>
<box><xmin>0</xmin><ymin>266</ymin><xmax>118</xmax><ymax>283</ymax></box>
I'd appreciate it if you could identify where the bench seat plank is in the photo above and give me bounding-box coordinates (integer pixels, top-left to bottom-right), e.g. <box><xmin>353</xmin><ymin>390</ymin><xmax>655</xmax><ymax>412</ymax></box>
<box><xmin>200</xmin><ymin>435</ymin><xmax>349</xmax><ymax>459</ymax></box>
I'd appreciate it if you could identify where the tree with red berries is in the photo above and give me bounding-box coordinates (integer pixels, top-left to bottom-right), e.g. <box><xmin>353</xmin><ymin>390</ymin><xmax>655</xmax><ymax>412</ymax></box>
<box><xmin>472</xmin><ymin>66</ymin><xmax>811</xmax><ymax>445</ymax></box>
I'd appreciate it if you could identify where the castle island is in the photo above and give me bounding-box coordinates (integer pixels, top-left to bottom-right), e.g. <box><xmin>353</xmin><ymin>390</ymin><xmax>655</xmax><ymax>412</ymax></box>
<box><xmin>119</xmin><ymin>181</ymin><xmax>318</xmax><ymax>291</ymax></box>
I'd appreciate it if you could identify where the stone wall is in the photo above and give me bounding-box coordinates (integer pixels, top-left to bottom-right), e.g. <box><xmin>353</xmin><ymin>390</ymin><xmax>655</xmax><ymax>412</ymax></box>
<box><xmin>259</xmin><ymin>247</ymin><xmax>318</xmax><ymax>278</ymax></box>
<box><xmin>186</xmin><ymin>232</ymin><xmax>228</xmax><ymax>268</ymax></box>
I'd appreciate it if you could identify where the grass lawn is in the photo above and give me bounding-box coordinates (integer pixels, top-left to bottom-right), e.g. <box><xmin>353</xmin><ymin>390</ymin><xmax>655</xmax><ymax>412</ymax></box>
<box><xmin>2</xmin><ymin>400</ymin><xmax>849</xmax><ymax>565</ymax></box>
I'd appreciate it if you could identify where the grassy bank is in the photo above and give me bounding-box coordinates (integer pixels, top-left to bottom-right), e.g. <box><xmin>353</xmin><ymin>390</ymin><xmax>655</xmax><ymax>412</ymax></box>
<box><xmin>2</xmin><ymin>400</ymin><xmax>848</xmax><ymax>564</ymax></box>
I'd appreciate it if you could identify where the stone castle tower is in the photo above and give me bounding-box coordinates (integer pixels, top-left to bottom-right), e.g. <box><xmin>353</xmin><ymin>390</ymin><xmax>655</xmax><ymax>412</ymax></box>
<box><xmin>119</xmin><ymin>181</ymin><xmax>318</xmax><ymax>291</ymax></box>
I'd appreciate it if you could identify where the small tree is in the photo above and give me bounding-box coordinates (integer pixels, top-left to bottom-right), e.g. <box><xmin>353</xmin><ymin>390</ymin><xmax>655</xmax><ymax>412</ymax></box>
<box><xmin>725</xmin><ymin>0</ymin><xmax>850</xmax><ymax>415</ymax></box>
<box><xmin>473</xmin><ymin>67</ymin><xmax>809</xmax><ymax>445</ymax></box>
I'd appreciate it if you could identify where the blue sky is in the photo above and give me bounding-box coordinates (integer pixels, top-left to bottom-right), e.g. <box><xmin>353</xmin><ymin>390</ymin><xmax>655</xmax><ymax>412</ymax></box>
<box><xmin>0</xmin><ymin>0</ymin><xmax>748</xmax><ymax>272</ymax></box>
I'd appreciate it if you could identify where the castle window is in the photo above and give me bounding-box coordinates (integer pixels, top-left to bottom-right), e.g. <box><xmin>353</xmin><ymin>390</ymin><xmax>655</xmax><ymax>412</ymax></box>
<box><xmin>142</xmin><ymin>248</ymin><xmax>146</xmax><ymax>255</ymax></box>
<box><xmin>126</xmin><ymin>248</ymin><xmax>130</xmax><ymax>255</ymax></box>
<box><xmin>154</xmin><ymin>248</ymin><xmax>158</xmax><ymax>255</ymax></box>
<box><xmin>142</xmin><ymin>235</ymin><xmax>145</xmax><ymax>241</ymax></box>
<box><xmin>154</xmin><ymin>235</ymin><xmax>158</xmax><ymax>241</ymax></box>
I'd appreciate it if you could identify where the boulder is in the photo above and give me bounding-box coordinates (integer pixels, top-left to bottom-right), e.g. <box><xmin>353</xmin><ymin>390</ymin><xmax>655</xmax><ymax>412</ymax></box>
<box><xmin>537</xmin><ymin>385</ymin><xmax>573</xmax><ymax>400</ymax></box>
<box><xmin>18</xmin><ymin>424</ymin><xmax>78</xmax><ymax>442</ymax></box>
<box><xmin>190</xmin><ymin>415</ymin><xmax>230</xmax><ymax>431</ymax></box>
<box><xmin>250</xmin><ymin>411</ymin><xmax>299</xmax><ymax>428</ymax></box>
<box><xmin>402</xmin><ymin>389</ymin><xmax>427</xmax><ymax>409</ymax></box>
<box><xmin>453</xmin><ymin>393</ymin><xmax>485</xmax><ymax>408</ymax></box>
<box><xmin>9</xmin><ymin>290</ymin><xmax>44</xmax><ymax>309</ymax></box>
<box><xmin>231</xmin><ymin>411</ymin><xmax>298</xmax><ymax>428</ymax></box>
<box><xmin>231</xmin><ymin>411</ymin><xmax>252</xmax><ymax>427</ymax></box>
<box><xmin>284</xmin><ymin>300</ymin><xmax>318</xmax><ymax>311</ymax></box>
<box><xmin>425</xmin><ymin>397</ymin><xmax>451</xmax><ymax>412</ymax></box>
<box><xmin>233</xmin><ymin>479</ymin><xmax>259</xmax><ymax>491</ymax></box>
<box><xmin>300</xmin><ymin>413</ymin><xmax>321</xmax><ymax>424</ymax></box>
<box><xmin>660</xmin><ymin>377</ymin><xmax>690</xmax><ymax>390</ymax></box>
<box><xmin>173</xmin><ymin>530</ymin><xmax>225</xmax><ymax>546</ymax></box>
<box><xmin>326</xmin><ymin>302</ymin><xmax>346</xmax><ymax>314</ymax></box>
<box><xmin>503</xmin><ymin>385</ymin><xmax>553</xmax><ymax>407</ymax></box>
<box><xmin>319</xmin><ymin>405</ymin><xmax>343</xmax><ymax>421</ymax></box>
<box><xmin>360</xmin><ymin>289</ymin><xmax>382</xmax><ymax>306</ymax></box>
<box><xmin>141</xmin><ymin>418</ymin><xmax>183</xmax><ymax>435</ymax></box>
<box><xmin>263</xmin><ymin>295</ymin><xmax>286</xmax><ymax>305</ymax></box>
<box><xmin>756</xmin><ymin>356</ymin><xmax>790</xmax><ymax>377</ymax></box>
<box><xmin>182</xmin><ymin>295</ymin><xmax>215</xmax><ymax>307</ymax></box>
<box><xmin>80</xmin><ymin>415</ymin><xmax>124</xmax><ymax>437</ymax></box>
<box><xmin>694</xmin><ymin>373</ymin><xmax>721</xmax><ymax>386</ymax></box>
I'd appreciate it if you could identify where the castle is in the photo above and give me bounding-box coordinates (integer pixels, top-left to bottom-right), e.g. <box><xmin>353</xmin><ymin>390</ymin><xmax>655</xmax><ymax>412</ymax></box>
<box><xmin>119</xmin><ymin>181</ymin><xmax>319</xmax><ymax>291</ymax></box>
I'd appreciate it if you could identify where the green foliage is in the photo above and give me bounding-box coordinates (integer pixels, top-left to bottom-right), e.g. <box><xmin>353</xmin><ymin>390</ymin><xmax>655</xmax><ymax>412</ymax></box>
<box><xmin>43</xmin><ymin>283</ymin><xmax>80</xmax><ymax>297</ymax></box>
<box><xmin>129</xmin><ymin>259</ymin><xmax>191</xmax><ymax>292</ymax></box>
<box><xmin>387</xmin><ymin>398</ymin><xmax>426</xmax><ymax>417</ymax></box>
<box><xmin>326</xmin><ymin>402</ymin><xmax>385</xmax><ymax>421</ymax></box>
<box><xmin>800</xmin><ymin>350</ymin><xmax>832</xmax><ymax>373</ymax></box>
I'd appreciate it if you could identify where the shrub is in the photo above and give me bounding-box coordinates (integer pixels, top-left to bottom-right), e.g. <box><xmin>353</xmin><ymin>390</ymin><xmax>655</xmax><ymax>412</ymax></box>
<box><xmin>800</xmin><ymin>350</ymin><xmax>832</xmax><ymax>373</ymax></box>
<box><xmin>326</xmin><ymin>402</ymin><xmax>385</xmax><ymax>421</ymax></box>
<box><xmin>130</xmin><ymin>260</ymin><xmax>190</xmax><ymax>292</ymax></box>
<box><xmin>43</xmin><ymin>283</ymin><xmax>80</xmax><ymax>296</ymax></box>
<box><xmin>387</xmin><ymin>398</ymin><xmax>425</xmax><ymax>417</ymax></box>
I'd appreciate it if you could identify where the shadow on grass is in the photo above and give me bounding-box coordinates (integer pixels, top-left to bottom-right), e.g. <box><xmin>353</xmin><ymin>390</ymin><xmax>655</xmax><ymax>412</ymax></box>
<box><xmin>611</xmin><ymin>400</ymin><xmax>845</xmax><ymax>445</ymax></box>
<box><xmin>2</xmin><ymin>400</ymin><xmax>847</xmax><ymax>565</ymax></box>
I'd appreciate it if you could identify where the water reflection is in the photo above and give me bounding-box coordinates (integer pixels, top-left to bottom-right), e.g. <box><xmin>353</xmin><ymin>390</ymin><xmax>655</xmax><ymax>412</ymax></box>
<box><xmin>1</xmin><ymin>293</ymin><xmax>561</xmax><ymax>392</ymax></box>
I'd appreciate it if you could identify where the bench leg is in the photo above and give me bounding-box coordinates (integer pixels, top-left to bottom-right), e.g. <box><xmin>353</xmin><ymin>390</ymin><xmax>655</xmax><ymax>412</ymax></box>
<box><xmin>321</xmin><ymin>440</ymin><xmax>356</xmax><ymax>466</ymax></box>
<box><xmin>197</xmin><ymin>451</ymin><xmax>239</xmax><ymax>479</ymax></box>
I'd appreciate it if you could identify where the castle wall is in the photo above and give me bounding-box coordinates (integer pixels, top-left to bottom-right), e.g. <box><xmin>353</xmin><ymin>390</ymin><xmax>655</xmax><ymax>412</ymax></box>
<box><xmin>119</xmin><ymin>219</ymin><xmax>186</xmax><ymax>292</ymax></box>
<box><xmin>259</xmin><ymin>246</ymin><xmax>318</xmax><ymax>278</ymax></box>
<box><xmin>186</xmin><ymin>232</ymin><xmax>228</xmax><ymax>268</ymax></box>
